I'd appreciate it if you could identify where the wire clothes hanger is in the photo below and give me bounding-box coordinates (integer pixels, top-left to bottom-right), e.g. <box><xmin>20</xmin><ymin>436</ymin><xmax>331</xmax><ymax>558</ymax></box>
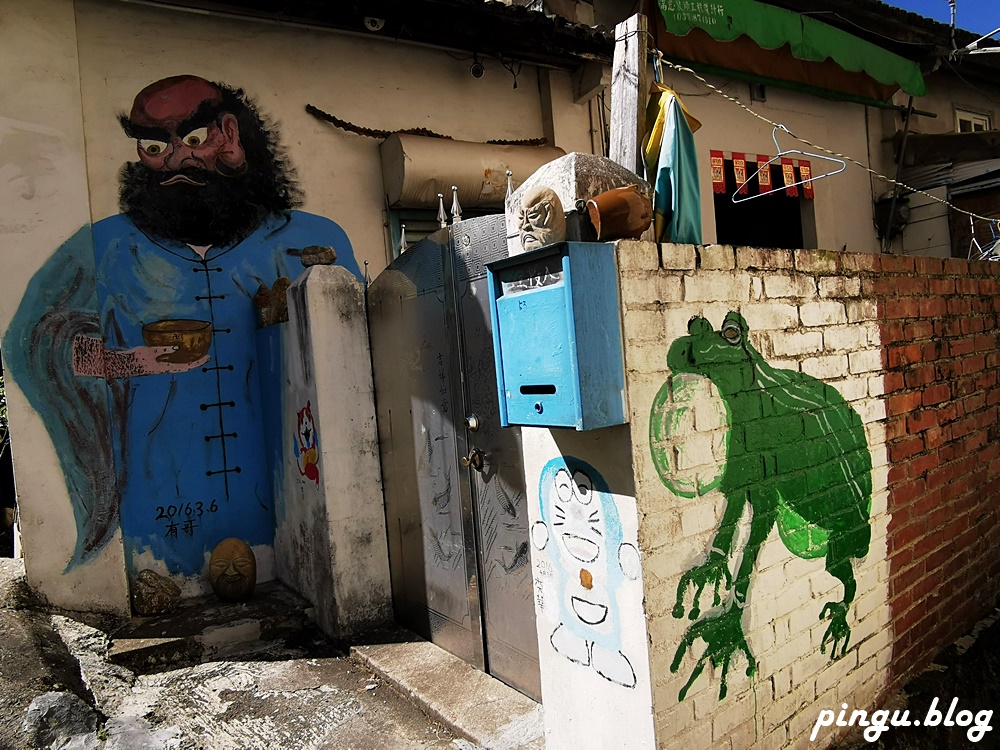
<box><xmin>732</xmin><ymin>124</ymin><xmax>846</xmax><ymax>203</ymax></box>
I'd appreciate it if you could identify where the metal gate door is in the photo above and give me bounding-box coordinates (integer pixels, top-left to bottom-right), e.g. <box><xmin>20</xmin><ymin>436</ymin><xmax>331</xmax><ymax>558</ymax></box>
<box><xmin>368</xmin><ymin>215</ymin><xmax>540</xmax><ymax>701</ymax></box>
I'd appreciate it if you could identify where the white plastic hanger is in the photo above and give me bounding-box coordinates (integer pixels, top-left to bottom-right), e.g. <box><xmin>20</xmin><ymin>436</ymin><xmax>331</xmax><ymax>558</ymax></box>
<box><xmin>732</xmin><ymin>125</ymin><xmax>846</xmax><ymax>203</ymax></box>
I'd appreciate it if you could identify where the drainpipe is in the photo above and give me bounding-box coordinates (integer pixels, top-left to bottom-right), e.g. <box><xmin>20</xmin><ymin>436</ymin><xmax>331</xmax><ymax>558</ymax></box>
<box><xmin>882</xmin><ymin>96</ymin><xmax>914</xmax><ymax>253</ymax></box>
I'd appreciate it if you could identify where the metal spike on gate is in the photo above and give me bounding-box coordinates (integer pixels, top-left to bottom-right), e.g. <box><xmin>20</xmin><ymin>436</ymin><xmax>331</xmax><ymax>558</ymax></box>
<box><xmin>399</xmin><ymin>223</ymin><xmax>408</xmax><ymax>253</ymax></box>
<box><xmin>506</xmin><ymin>169</ymin><xmax>514</xmax><ymax>199</ymax></box>
<box><xmin>437</xmin><ymin>193</ymin><xmax>448</xmax><ymax>228</ymax></box>
<box><xmin>450</xmin><ymin>185</ymin><xmax>462</xmax><ymax>223</ymax></box>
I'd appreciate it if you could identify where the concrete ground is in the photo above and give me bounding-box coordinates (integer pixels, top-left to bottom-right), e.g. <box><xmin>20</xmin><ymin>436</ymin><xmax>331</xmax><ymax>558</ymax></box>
<box><xmin>0</xmin><ymin>558</ymin><xmax>466</xmax><ymax>750</ymax></box>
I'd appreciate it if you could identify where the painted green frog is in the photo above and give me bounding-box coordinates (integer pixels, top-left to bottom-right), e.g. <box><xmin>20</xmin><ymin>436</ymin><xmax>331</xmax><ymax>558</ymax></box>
<box><xmin>652</xmin><ymin>312</ymin><xmax>872</xmax><ymax>700</ymax></box>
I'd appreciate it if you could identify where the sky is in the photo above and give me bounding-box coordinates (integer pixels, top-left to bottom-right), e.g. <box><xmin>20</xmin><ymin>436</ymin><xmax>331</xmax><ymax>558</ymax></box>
<box><xmin>885</xmin><ymin>0</ymin><xmax>999</xmax><ymax>36</ymax></box>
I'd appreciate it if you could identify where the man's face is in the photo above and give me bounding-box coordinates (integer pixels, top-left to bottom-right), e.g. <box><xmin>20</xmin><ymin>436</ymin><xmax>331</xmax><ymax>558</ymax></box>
<box><xmin>127</xmin><ymin>76</ymin><xmax>246</xmax><ymax>183</ymax></box>
<box><xmin>518</xmin><ymin>186</ymin><xmax>565</xmax><ymax>252</ymax></box>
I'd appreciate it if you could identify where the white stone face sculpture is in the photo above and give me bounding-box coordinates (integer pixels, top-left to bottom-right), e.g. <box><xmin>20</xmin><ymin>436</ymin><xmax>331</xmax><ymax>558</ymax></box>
<box><xmin>518</xmin><ymin>186</ymin><xmax>566</xmax><ymax>253</ymax></box>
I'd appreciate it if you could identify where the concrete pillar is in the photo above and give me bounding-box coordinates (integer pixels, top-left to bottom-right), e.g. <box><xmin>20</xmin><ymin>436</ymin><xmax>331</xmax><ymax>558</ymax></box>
<box><xmin>276</xmin><ymin>265</ymin><xmax>392</xmax><ymax>637</ymax></box>
<box><xmin>520</xmin><ymin>425</ymin><xmax>656</xmax><ymax>749</ymax></box>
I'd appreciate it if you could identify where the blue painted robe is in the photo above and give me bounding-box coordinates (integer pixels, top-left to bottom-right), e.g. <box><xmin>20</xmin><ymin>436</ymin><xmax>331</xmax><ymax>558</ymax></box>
<box><xmin>6</xmin><ymin>210</ymin><xmax>359</xmax><ymax>576</ymax></box>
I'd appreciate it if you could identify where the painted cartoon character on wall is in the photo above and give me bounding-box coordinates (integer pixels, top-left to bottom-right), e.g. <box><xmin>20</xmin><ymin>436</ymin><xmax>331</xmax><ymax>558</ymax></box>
<box><xmin>294</xmin><ymin>401</ymin><xmax>320</xmax><ymax>485</ymax></box>
<box><xmin>532</xmin><ymin>456</ymin><xmax>642</xmax><ymax>688</ymax></box>
<box><xmin>651</xmin><ymin>312</ymin><xmax>872</xmax><ymax>700</ymax></box>
<box><xmin>4</xmin><ymin>75</ymin><xmax>361</xmax><ymax>580</ymax></box>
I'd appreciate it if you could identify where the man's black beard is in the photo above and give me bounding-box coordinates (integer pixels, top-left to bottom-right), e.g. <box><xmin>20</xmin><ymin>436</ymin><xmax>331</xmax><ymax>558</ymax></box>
<box><xmin>119</xmin><ymin>162</ymin><xmax>284</xmax><ymax>247</ymax></box>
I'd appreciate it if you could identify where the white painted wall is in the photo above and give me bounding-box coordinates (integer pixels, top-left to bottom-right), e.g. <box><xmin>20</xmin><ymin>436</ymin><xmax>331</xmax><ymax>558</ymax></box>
<box><xmin>0</xmin><ymin>0</ymin><xmax>129</xmax><ymax>614</ymax></box>
<box><xmin>900</xmin><ymin>187</ymin><xmax>951</xmax><ymax>258</ymax></box>
<box><xmin>0</xmin><ymin>0</ymin><xmax>597</xmax><ymax>613</ymax></box>
<box><xmin>73</xmin><ymin>0</ymin><xmax>592</xmax><ymax>274</ymax></box>
<box><xmin>658</xmin><ymin>69</ymin><xmax>881</xmax><ymax>254</ymax></box>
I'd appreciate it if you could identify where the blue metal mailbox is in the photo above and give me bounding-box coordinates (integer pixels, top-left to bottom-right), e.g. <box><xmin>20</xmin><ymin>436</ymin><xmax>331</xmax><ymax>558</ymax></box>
<box><xmin>486</xmin><ymin>242</ymin><xmax>626</xmax><ymax>430</ymax></box>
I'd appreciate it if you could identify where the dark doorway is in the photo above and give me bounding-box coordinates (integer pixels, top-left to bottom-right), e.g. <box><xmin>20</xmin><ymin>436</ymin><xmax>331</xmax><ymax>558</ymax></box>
<box><xmin>714</xmin><ymin>160</ymin><xmax>805</xmax><ymax>249</ymax></box>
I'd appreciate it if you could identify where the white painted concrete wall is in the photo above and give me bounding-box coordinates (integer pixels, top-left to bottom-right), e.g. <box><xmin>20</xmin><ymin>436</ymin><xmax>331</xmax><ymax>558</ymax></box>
<box><xmin>521</xmin><ymin>425</ymin><xmax>656</xmax><ymax>750</ymax></box>
<box><xmin>1</xmin><ymin>0</ymin><xmax>596</xmax><ymax>613</ymax></box>
<box><xmin>659</xmin><ymin>69</ymin><xmax>880</xmax><ymax>254</ymax></box>
<box><xmin>0</xmin><ymin>0</ymin><xmax>129</xmax><ymax>615</ymax></box>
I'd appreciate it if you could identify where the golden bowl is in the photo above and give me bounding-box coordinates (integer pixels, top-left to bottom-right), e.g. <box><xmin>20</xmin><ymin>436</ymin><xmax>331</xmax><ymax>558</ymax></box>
<box><xmin>142</xmin><ymin>319</ymin><xmax>212</xmax><ymax>363</ymax></box>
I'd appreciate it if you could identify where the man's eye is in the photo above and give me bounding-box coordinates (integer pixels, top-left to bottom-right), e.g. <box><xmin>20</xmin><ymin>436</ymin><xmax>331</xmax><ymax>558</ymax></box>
<box><xmin>138</xmin><ymin>139</ymin><xmax>168</xmax><ymax>155</ymax></box>
<box><xmin>182</xmin><ymin>128</ymin><xmax>209</xmax><ymax>147</ymax></box>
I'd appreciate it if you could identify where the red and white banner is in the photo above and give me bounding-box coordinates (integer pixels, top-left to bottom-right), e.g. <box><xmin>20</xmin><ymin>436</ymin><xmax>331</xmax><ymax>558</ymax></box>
<box><xmin>710</xmin><ymin>150</ymin><xmax>726</xmax><ymax>194</ymax></box>
<box><xmin>732</xmin><ymin>152</ymin><xmax>749</xmax><ymax>195</ymax></box>
<box><xmin>757</xmin><ymin>154</ymin><xmax>772</xmax><ymax>192</ymax></box>
<box><xmin>799</xmin><ymin>160</ymin><xmax>814</xmax><ymax>199</ymax></box>
<box><xmin>781</xmin><ymin>157</ymin><xmax>799</xmax><ymax>197</ymax></box>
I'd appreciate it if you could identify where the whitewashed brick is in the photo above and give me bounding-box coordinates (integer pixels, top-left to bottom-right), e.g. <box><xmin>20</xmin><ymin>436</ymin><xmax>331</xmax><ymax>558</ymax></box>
<box><xmin>759</xmin><ymin>725</ymin><xmax>790</xmax><ymax>750</ymax></box>
<box><xmin>854</xmin><ymin>397</ymin><xmax>886</xmax><ymax>424</ymax></box>
<box><xmin>848</xmin><ymin>348</ymin><xmax>882</xmax><ymax>374</ymax></box>
<box><xmin>868</xmin><ymin>375</ymin><xmax>886</xmax><ymax>397</ymax></box>
<box><xmin>625</xmin><ymin>339</ymin><xmax>671</xmax><ymax>372</ymax></box>
<box><xmin>617</xmin><ymin>240</ymin><xmax>659</xmax><ymax>271</ymax></box>
<box><xmin>790</xmin><ymin>642</ymin><xmax>842</xmax><ymax>689</ymax></box>
<box><xmin>801</xmin><ymin>354</ymin><xmax>849</xmax><ymax>380</ymax></box>
<box><xmin>751</xmin><ymin>276</ymin><xmax>764</xmax><ymax>301</ymax></box>
<box><xmin>725</xmin><ymin>719</ymin><xmax>759</xmax><ymax>750</ymax></box>
<box><xmin>763</xmin><ymin>680</ymin><xmax>814</xmax><ymax>735</ymax></box>
<box><xmin>846</xmin><ymin>299</ymin><xmax>877</xmax><ymax>323</ymax></box>
<box><xmin>765</xmin><ymin>274</ymin><xmax>817</xmax><ymax>298</ymax></box>
<box><xmin>680</xmin><ymin>501</ymin><xmax>721</xmax><ymax>537</ymax></box>
<box><xmin>652</xmin><ymin>687</ymin><xmax>696</xmax><ymax>724</ymax></box>
<box><xmin>800</xmin><ymin>300</ymin><xmax>847</xmax><ymax>326</ymax></box>
<box><xmin>815</xmin><ymin>651</ymin><xmax>858</xmax><ymax>697</ymax></box>
<box><xmin>665</xmin><ymin>719</ymin><xmax>714</xmax><ymax>750</ymax></box>
<box><xmin>857</xmin><ymin>628</ymin><xmax>891</xmax><ymax>666</ymax></box>
<box><xmin>827</xmin><ymin>377</ymin><xmax>868</xmax><ymax>402</ymax></box>
<box><xmin>742</xmin><ymin>303</ymin><xmax>799</xmax><ymax>331</ymax></box>
<box><xmin>620</xmin><ymin>273</ymin><xmax>683</xmax><ymax>304</ymax></box>
<box><xmin>683</xmin><ymin>272</ymin><xmax>752</xmax><ymax>302</ymax></box>
<box><xmin>772</xmin><ymin>666</ymin><xmax>792</xmax><ymax>699</ymax></box>
<box><xmin>700</xmin><ymin>244</ymin><xmax>735</xmax><ymax>269</ymax></box>
<box><xmin>660</xmin><ymin>243</ymin><xmax>697</xmax><ymax>270</ymax></box>
<box><xmin>622</xmin><ymin>309</ymin><xmax>665</xmax><ymax>341</ymax></box>
<box><xmin>771</xmin><ymin>330</ymin><xmax>823</xmax><ymax>357</ymax></box>
<box><xmin>819</xmin><ymin>276</ymin><xmax>861</xmax><ymax>298</ymax></box>
<box><xmin>823</xmin><ymin>325</ymin><xmax>869</xmax><ymax>351</ymax></box>
<box><xmin>711</xmin><ymin>692</ymin><xmax>757</xmax><ymax>742</ymax></box>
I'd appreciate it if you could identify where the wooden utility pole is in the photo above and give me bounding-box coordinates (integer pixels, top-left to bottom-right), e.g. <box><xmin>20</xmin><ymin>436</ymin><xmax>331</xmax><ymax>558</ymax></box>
<box><xmin>610</xmin><ymin>13</ymin><xmax>648</xmax><ymax>177</ymax></box>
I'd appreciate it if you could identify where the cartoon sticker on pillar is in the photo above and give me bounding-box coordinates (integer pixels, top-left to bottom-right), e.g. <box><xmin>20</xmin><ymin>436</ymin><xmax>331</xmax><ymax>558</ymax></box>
<box><xmin>532</xmin><ymin>456</ymin><xmax>641</xmax><ymax>688</ymax></box>
<box><xmin>650</xmin><ymin>312</ymin><xmax>872</xmax><ymax>701</ymax></box>
<box><xmin>293</xmin><ymin>401</ymin><xmax>320</xmax><ymax>485</ymax></box>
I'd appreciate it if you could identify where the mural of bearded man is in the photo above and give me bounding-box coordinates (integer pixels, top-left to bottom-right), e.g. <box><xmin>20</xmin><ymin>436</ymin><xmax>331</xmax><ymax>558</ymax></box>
<box><xmin>4</xmin><ymin>75</ymin><xmax>361</xmax><ymax>585</ymax></box>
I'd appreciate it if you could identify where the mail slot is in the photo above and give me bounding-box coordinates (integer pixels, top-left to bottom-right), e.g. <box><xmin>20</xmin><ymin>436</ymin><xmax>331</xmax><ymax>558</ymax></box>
<box><xmin>487</xmin><ymin>242</ymin><xmax>626</xmax><ymax>430</ymax></box>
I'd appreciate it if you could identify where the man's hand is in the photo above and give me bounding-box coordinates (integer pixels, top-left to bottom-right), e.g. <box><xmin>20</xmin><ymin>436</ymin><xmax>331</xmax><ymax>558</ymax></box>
<box><xmin>289</xmin><ymin>245</ymin><xmax>337</xmax><ymax>267</ymax></box>
<box><xmin>129</xmin><ymin>345</ymin><xmax>210</xmax><ymax>375</ymax></box>
<box><xmin>73</xmin><ymin>335</ymin><xmax>209</xmax><ymax>379</ymax></box>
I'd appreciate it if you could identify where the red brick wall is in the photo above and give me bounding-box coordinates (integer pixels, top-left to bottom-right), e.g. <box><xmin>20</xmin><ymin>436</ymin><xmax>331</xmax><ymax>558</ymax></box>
<box><xmin>865</xmin><ymin>253</ymin><xmax>1000</xmax><ymax>693</ymax></box>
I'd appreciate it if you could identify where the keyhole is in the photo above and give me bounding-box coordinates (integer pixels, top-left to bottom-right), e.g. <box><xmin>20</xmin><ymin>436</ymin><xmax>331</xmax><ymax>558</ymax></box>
<box><xmin>534</xmin><ymin>402</ymin><xmax>544</xmax><ymax>414</ymax></box>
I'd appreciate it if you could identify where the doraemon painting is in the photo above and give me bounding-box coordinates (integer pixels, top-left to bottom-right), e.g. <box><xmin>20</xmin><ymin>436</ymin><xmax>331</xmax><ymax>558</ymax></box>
<box><xmin>532</xmin><ymin>456</ymin><xmax>641</xmax><ymax>688</ymax></box>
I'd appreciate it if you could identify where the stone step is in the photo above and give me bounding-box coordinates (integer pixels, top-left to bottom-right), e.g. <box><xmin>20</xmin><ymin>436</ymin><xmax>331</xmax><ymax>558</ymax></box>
<box><xmin>352</xmin><ymin>629</ymin><xmax>544</xmax><ymax>750</ymax></box>
<box><xmin>109</xmin><ymin>581</ymin><xmax>314</xmax><ymax>672</ymax></box>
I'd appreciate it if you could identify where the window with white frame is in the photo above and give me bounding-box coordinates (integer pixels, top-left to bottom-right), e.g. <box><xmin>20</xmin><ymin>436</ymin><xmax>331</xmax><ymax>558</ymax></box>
<box><xmin>956</xmin><ymin>108</ymin><xmax>992</xmax><ymax>133</ymax></box>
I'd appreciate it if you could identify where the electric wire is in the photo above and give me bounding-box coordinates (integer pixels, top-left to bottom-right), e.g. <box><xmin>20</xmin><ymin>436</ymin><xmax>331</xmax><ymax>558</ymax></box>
<box><xmin>660</xmin><ymin>57</ymin><xmax>1000</xmax><ymax>225</ymax></box>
